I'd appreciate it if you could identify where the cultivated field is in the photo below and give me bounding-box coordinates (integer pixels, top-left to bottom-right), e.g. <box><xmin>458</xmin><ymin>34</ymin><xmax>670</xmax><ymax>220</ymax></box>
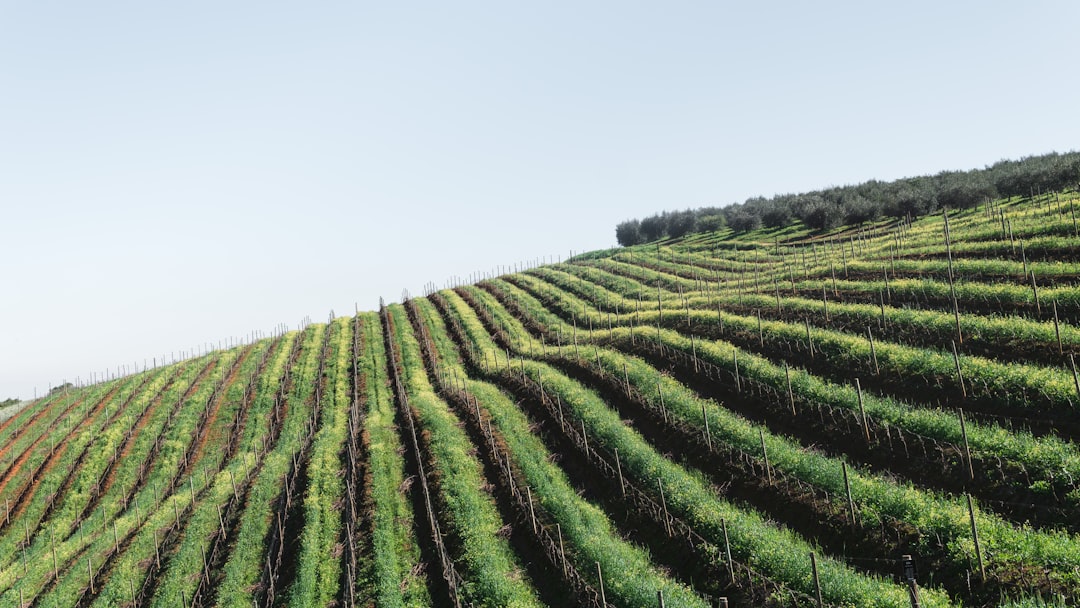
<box><xmin>4</xmin><ymin>191</ymin><xmax>1080</xmax><ymax>607</ymax></box>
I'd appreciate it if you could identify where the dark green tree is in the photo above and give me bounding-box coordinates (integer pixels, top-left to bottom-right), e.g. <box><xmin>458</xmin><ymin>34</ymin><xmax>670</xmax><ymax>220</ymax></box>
<box><xmin>615</xmin><ymin>219</ymin><xmax>643</xmax><ymax>246</ymax></box>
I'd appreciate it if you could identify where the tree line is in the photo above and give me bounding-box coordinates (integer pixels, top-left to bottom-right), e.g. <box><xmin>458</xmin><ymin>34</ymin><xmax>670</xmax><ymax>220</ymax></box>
<box><xmin>615</xmin><ymin>151</ymin><xmax>1080</xmax><ymax>245</ymax></box>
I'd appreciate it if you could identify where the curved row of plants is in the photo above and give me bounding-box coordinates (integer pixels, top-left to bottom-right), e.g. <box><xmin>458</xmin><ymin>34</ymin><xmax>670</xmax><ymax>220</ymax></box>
<box><xmin>558</xmin><ymin>261</ymin><xmax>1080</xmax><ymax>366</ymax></box>
<box><xmin>411</xmin><ymin>295</ymin><xmax>711</xmax><ymax>607</ymax></box>
<box><xmin>213</xmin><ymin>325</ymin><xmax>326</xmax><ymax>608</ymax></box>
<box><xmin>0</xmin><ymin>350</ymin><xmax>231</xmax><ymax>605</ymax></box>
<box><xmin>355</xmin><ymin>311</ymin><xmax>431</xmax><ymax>606</ymax></box>
<box><xmin>461</xmin><ymin>280</ymin><xmax>1080</xmax><ymax>603</ymax></box>
<box><xmin>521</xmin><ymin>268</ymin><xmax>1080</xmax><ymax>434</ymax></box>
<box><xmin>436</xmin><ymin>287</ymin><xmax>949</xmax><ymax>607</ymax></box>
<box><xmin>489</xmin><ymin>278</ymin><xmax>1080</xmax><ymax>523</ymax></box>
<box><xmin>88</xmin><ymin>331</ymin><xmax>298</xmax><ymax>608</ymax></box>
<box><xmin>384</xmin><ymin>304</ymin><xmax>546</xmax><ymax>607</ymax></box>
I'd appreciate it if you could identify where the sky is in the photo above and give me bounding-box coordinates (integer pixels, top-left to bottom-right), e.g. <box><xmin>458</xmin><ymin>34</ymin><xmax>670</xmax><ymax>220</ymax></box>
<box><xmin>2</xmin><ymin>1</ymin><xmax>1078</xmax><ymax>399</ymax></box>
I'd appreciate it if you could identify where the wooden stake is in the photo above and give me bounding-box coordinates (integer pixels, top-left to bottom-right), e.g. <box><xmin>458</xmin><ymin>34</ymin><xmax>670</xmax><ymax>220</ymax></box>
<box><xmin>217</xmin><ymin>504</ymin><xmax>227</xmax><ymax>538</ymax></box>
<box><xmin>229</xmin><ymin>469</ymin><xmax>239</xmax><ymax>501</ymax></box>
<box><xmin>1054</xmin><ymin>301</ymin><xmax>1063</xmax><ymax>355</ymax></box>
<box><xmin>702</xmin><ymin>402</ymin><xmax>712</xmax><ymax>450</ymax></box>
<box><xmin>967</xmin><ymin>493</ymin><xmax>985</xmax><ymax>580</ymax></box>
<box><xmin>760</xmin><ymin>429</ymin><xmax>772</xmax><ymax>485</ymax></box>
<box><xmin>810</xmin><ymin>551</ymin><xmax>823</xmax><ymax>608</ymax></box>
<box><xmin>658</xmin><ymin>477</ymin><xmax>672</xmax><ymax>536</ymax></box>
<box><xmin>691</xmin><ymin>334</ymin><xmax>700</xmax><ymax>372</ymax></box>
<box><xmin>721</xmin><ymin>517</ymin><xmax>734</xmax><ymax>583</ymax></box>
<box><xmin>959</xmin><ymin>408</ymin><xmax>974</xmax><ymax>481</ymax></box>
<box><xmin>1030</xmin><ymin>271</ymin><xmax>1041</xmax><ymax>314</ymax></box>
<box><xmin>784</xmin><ymin>362</ymin><xmax>796</xmax><ymax>416</ymax></box>
<box><xmin>952</xmin><ymin>341</ymin><xmax>967</xmax><ymax>398</ymax></box>
<box><xmin>615</xmin><ymin>448</ymin><xmax>625</xmax><ymax>496</ymax></box>
<box><xmin>658</xmin><ymin>383</ymin><xmax>668</xmax><ymax>422</ymax></box>
<box><xmin>556</xmin><ymin>523</ymin><xmax>567</xmax><ymax>576</ymax></box>
<box><xmin>856</xmin><ymin>379</ymin><xmax>870</xmax><ymax>444</ymax></box>
<box><xmin>867</xmin><ymin>327</ymin><xmax>880</xmax><ymax>375</ymax></box>
<box><xmin>843</xmin><ymin>462</ymin><xmax>855</xmax><ymax>529</ymax></box>
<box><xmin>527</xmin><ymin>487</ymin><xmax>537</xmax><ymax>534</ymax></box>
<box><xmin>881</xmin><ymin>290</ymin><xmax>889</xmax><ymax>331</ymax></box>
<box><xmin>732</xmin><ymin>349</ymin><xmax>741</xmax><ymax>393</ymax></box>
<box><xmin>596</xmin><ymin>562</ymin><xmax>607</xmax><ymax>606</ymax></box>
<box><xmin>1070</xmin><ymin>355</ymin><xmax>1080</xmax><ymax>402</ymax></box>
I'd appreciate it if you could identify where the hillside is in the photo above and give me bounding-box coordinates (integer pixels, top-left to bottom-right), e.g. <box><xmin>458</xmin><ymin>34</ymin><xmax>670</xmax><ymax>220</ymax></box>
<box><xmin>3</xmin><ymin>191</ymin><xmax>1080</xmax><ymax>607</ymax></box>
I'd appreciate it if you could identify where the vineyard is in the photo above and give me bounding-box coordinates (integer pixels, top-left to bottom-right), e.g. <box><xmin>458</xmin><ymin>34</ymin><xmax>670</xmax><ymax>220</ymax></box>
<box><xmin>7</xmin><ymin>191</ymin><xmax>1080</xmax><ymax>607</ymax></box>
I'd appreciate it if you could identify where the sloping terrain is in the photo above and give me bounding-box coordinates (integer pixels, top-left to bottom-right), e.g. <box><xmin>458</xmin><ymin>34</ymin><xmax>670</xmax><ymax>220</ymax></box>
<box><xmin>4</xmin><ymin>191</ymin><xmax>1080</xmax><ymax>607</ymax></box>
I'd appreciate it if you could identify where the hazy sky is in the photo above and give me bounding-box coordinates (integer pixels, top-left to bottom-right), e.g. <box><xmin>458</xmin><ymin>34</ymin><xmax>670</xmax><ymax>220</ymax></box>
<box><xmin>2</xmin><ymin>1</ymin><xmax>1078</xmax><ymax>399</ymax></box>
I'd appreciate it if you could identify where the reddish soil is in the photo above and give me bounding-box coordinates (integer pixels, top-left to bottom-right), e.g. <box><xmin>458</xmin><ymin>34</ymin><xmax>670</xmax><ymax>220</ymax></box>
<box><xmin>187</xmin><ymin>347</ymin><xmax>254</xmax><ymax>472</ymax></box>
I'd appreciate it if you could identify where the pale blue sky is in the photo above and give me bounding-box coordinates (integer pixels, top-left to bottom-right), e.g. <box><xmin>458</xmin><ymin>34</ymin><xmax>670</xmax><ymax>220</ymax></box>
<box><xmin>2</xmin><ymin>1</ymin><xmax>1077</xmax><ymax>398</ymax></box>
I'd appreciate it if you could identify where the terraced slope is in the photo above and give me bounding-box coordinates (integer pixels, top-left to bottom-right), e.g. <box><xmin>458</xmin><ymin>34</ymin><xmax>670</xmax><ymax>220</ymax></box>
<box><xmin>3</xmin><ymin>190</ymin><xmax>1080</xmax><ymax>607</ymax></box>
